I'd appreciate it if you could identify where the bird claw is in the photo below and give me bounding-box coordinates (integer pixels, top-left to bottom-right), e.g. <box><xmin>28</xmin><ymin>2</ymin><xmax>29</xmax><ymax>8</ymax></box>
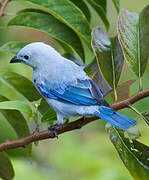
<box><xmin>48</xmin><ymin>124</ymin><xmax>58</xmax><ymax>138</ymax></box>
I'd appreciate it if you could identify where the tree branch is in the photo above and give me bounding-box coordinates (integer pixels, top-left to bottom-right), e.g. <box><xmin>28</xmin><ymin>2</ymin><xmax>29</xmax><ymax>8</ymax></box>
<box><xmin>0</xmin><ymin>0</ymin><xmax>11</xmax><ymax>19</ymax></box>
<box><xmin>0</xmin><ymin>88</ymin><xmax>149</xmax><ymax>152</ymax></box>
<box><xmin>111</xmin><ymin>88</ymin><xmax>149</xmax><ymax>110</ymax></box>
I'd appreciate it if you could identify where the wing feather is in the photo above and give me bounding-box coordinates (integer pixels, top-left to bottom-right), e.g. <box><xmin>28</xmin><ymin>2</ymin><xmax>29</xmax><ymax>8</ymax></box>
<box><xmin>36</xmin><ymin>79</ymin><xmax>104</xmax><ymax>106</ymax></box>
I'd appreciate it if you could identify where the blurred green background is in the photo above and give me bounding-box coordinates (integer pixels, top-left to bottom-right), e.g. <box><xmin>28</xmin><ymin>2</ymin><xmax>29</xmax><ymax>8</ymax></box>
<box><xmin>0</xmin><ymin>0</ymin><xmax>149</xmax><ymax>180</ymax></box>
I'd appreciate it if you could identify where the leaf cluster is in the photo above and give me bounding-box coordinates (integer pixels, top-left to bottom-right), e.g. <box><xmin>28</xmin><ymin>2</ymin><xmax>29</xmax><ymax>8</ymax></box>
<box><xmin>0</xmin><ymin>0</ymin><xmax>148</xmax><ymax>179</ymax></box>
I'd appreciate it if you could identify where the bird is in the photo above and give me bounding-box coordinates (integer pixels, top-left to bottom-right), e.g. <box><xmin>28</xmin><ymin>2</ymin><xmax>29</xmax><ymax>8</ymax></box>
<box><xmin>10</xmin><ymin>42</ymin><xmax>137</xmax><ymax>136</ymax></box>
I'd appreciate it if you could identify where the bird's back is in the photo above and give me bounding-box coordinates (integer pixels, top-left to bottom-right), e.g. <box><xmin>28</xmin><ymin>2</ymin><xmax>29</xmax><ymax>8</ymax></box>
<box><xmin>33</xmin><ymin>56</ymin><xmax>89</xmax><ymax>91</ymax></box>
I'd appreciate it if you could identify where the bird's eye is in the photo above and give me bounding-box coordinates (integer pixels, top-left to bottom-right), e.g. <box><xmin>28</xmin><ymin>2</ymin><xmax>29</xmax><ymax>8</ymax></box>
<box><xmin>24</xmin><ymin>55</ymin><xmax>29</xmax><ymax>60</ymax></box>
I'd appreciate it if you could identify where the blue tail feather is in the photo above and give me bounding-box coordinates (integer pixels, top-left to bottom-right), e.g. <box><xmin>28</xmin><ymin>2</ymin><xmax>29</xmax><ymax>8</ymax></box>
<box><xmin>94</xmin><ymin>106</ymin><xmax>137</xmax><ymax>130</ymax></box>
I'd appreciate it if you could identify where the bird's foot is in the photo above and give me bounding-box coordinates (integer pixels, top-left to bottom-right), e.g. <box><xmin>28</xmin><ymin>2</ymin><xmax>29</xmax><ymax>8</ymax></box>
<box><xmin>48</xmin><ymin>124</ymin><xmax>59</xmax><ymax>138</ymax></box>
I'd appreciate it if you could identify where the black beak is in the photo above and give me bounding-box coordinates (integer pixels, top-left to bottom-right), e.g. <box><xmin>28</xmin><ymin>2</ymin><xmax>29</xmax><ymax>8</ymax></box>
<box><xmin>10</xmin><ymin>56</ymin><xmax>22</xmax><ymax>63</ymax></box>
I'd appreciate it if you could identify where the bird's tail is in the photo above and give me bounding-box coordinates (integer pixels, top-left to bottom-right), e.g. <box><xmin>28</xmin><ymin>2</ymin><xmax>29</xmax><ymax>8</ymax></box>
<box><xmin>94</xmin><ymin>106</ymin><xmax>137</xmax><ymax>130</ymax></box>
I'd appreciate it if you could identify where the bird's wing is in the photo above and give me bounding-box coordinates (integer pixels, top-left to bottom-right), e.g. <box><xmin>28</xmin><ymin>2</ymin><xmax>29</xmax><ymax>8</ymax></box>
<box><xmin>36</xmin><ymin>78</ymin><xmax>104</xmax><ymax>106</ymax></box>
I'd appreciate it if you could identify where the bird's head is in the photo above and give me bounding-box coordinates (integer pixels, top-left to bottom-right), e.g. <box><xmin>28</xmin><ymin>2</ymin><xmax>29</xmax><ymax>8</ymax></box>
<box><xmin>10</xmin><ymin>42</ymin><xmax>61</xmax><ymax>69</ymax></box>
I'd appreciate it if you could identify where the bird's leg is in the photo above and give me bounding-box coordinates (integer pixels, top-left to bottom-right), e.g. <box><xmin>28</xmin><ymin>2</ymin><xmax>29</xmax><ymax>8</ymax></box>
<box><xmin>48</xmin><ymin>113</ymin><xmax>63</xmax><ymax>138</ymax></box>
<box><xmin>48</xmin><ymin>124</ymin><xmax>59</xmax><ymax>138</ymax></box>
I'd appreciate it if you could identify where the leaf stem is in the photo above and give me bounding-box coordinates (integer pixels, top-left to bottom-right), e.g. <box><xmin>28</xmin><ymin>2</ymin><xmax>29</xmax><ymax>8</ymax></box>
<box><xmin>139</xmin><ymin>77</ymin><xmax>143</xmax><ymax>91</ymax></box>
<box><xmin>114</xmin><ymin>88</ymin><xmax>118</xmax><ymax>101</ymax></box>
<box><xmin>128</xmin><ymin>105</ymin><xmax>148</xmax><ymax>124</ymax></box>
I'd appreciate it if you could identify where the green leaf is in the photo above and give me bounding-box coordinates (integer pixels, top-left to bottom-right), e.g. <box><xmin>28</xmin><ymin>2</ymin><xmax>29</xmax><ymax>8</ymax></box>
<box><xmin>0</xmin><ymin>95</ymin><xmax>31</xmax><ymax>157</ymax></box>
<box><xmin>124</xmin><ymin>128</ymin><xmax>141</xmax><ymax>140</ymax></box>
<box><xmin>107</xmin><ymin>125</ymin><xmax>149</xmax><ymax>180</ymax></box>
<box><xmin>142</xmin><ymin>112</ymin><xmax>149</xmax><ymax>120</ymax></box>
<box><xmin>118</xmin><ymin>7</ymin><xmax>149</xmax><ymax>89</ymax></box>
<box><xmin>111</xmin><ymin>80</ymin><xmax>136</xmax><ymax>101</ymax></box>
<box><xmin>41</xmin><ymin>107</ymin><xmax>57</xmax><ymax>125</ymax></box>
<box><xmin>128</xmin><ymin>105</ymin><xmax>149</xmax><ymax>126</ymax></box>
<box><xmin>112</xmin><ymin>0</ymin><xmax>120</xmax><ymax>13</ymax></box>
<box><xmin>85</xmin><ymin>59</ymin><xmax>112</xmax><ymax>96</ymax></box>
<box><xmin>92</xmin><ymin>28</ymin><xmax>124</xmax><ymax>98</ymax></box>
<box><xmin>63</xmin><ymin>52</ymin><xmax>85</xmax><ymax>67</ymax></box>
<box><xmin>0</xmin><ymin>71</ymin><xmax>49</xmax><ymax>114</ymax></box>
<box><xmin>142</xmin><ymin>112</ymin><xmax>149</xmax><ymax>125</ymax></box>
<box><xmin>24</xmin><ymin>0</ymin><xmax>91</xmax><ymax>46</ymax></box>
<box><xmin>0</xmin><ymin>71</ymin><xmax>38</xmax><ymax>101</ymax></box>
<box><xmin>0</xmin><ymin>152</ymin><xmax>14</xmax><ymax>180</ymax></box>
<box><xmin>93</xmin><ymin>0</ymin><xmax>107</xmax><ymax>12</ymax></box>
<box><xmin>31</xmin><ymin>98</ymin><xmax>42</xmax><ymax>108</ymax></box>
<box><xmin>86</xmin><ymin>0</ymin><xmax>109</xmax><ymax>30</ymax></box>
<box><xmin>0</xmin><ymin>41</ymin><xmax>28</xmax><ymax>55</ymax></box>
<box><xmin>8</xmin><ymin>9</ymin><xmax>85</xmax><ymax>60</ymax></box>
<box><xmin>69</xmin><ymin>0</ymin><xmax>91</xmax><ymax>21</ymax></box>
<box><xmin>0</xmin><ymin>100</ymin><xmax>32</xmax><ymax>116</ymax></box>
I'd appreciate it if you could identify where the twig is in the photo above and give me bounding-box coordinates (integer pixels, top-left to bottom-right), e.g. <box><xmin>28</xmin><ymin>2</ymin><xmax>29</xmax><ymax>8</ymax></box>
<box><xmin>111</xmin><ymin>88</ymin><xmax>149</xmax><ymax>110</ymax></box>
<box><xmin>0</xmin><ymin>0</ymin><xmax>11</xmax><ymax>19</ymax></box>
<box><xmin>0</xmin><ymin>88</ymin><xmax>148</xmax><ymax>152</ymax></box>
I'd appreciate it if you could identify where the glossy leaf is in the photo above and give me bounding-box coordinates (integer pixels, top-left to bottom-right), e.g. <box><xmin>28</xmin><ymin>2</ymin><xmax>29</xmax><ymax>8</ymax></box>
<box><xmin>111</xmin><ymin>80</ymin><xmax>136</xmax><ymax>101</ymax></box>
<box><xmin>128</xmin><ymin>105</ymin><xmax>149</xmax><ymax>126</ymax></box>
<box><xmin>0</xmin><ymin>41</ymin><xmax>28</xmax><ymax>55</ymax></box>
<box><xmin>0</xmin><ymin>72</ymin><xmax>49</xmax><ymax>114</ymax></box>
<box><xmin>0</xmin><ymin>100</ymin><xmax>32</xmax><ymax>115</ymax></box>
<box><xmin>0</xmin><ymin>96</ymin><xmax>30</xmax><ymax>136</ymax></box>
<box><xmin>118</xmin><ymin>7</ymin><xmax>149</xmax><ymax>89</ymax></box>
<box><xmin>0</xmin><ymin>71</ymin><xmax>39</xmax><ymax>101</ymax></box>
<box><xmin>93</xmin><ymin>0</ymin><xmax>107</xmax><ymax>12</ymax></box>
<box><xmin>85</xmin><ymin>59</ymin><xmax>112</xmax><ymax>96</ymax></box>
<box><xmin>86</xmin><ymin>0</ymin><xmax>109</xmax><ymax>30</ymax></box>
<box><xmin>41</xmin><ymin>107</ymin><xmax>57</xmax><ymax>125</ymax></box>
<box><xmin>124</xmin><ymin>128</ymin><xmax>141</xmax><ymax>140</ymax></box>
<box><xmin>25</xmin><ymin>0</ymin><xmax>91</xmax><ymax>46</ymax></box>
<box><xmin>142</xmin><ymin>112</ymin><xmax>149</xmax><ymax>125</ymax></box>
<box><xmin>63</xmin><ymin>52</ymin><xmax>85</xmax><ymax>67</ymax></box>
<box><xmin>107</xmin><ymin>125</ymin><xmax>149</xmax><ymax>180</ymax></box>
<box><xmin>69</xmin><ymin>0</ymin><xmax>91</xmax><ymax>21</ymax></box>
<box><xmin>112</xmin><ymin>0</ymin><xmax>120</xmax><ymax>13</ymax></box>
<box><xmin>92</xmin><ymin>28</ymin><xmax>124</xmax><ymax>90</ymax></box>
<box><xmin>0</xmin><ymin>95</ymin><xmax>31</xmax><ymax>157</ymax></box>
<box><xmin>0</xmin><ymin>152</ymin><xmax>14</xmax><ymax>180</ymax></box>
<box><xmin>31</xmin><ymin>98</ymin><xmax>42</xmax><ymax>108</ymax></box>
<box><xmin>8</xmin><ymin>9</ymin><xmax>85</xmax><ymax>60</ymax></box>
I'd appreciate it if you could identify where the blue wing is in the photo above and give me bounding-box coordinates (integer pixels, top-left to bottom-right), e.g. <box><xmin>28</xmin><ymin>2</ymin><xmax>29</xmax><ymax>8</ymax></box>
<box><xmin>36</xmin><ymin>79</ymin><xmax>104</xmax><ymax>106</ymax></box>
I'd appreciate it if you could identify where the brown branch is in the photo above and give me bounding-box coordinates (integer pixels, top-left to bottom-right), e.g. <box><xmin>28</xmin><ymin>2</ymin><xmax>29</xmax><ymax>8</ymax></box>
<box><xmin>111</xmin><ymin>88</ymin><xmax>149</xmax><ymax>110</ymax></box>
<box><xmin>0</xmin><ymin>88</ymin><xmax>149</xmax><ymax>152</ymax></box>
<box><xmin>0</xmin><ymin>0</ymin><xmax>11</xmax><ymax>19</ymax></box>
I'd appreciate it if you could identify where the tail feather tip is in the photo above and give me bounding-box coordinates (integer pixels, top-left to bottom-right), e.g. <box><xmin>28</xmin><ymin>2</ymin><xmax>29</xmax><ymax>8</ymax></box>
<box><xmin>95</xmin><ymin>106</ymin><xmax>137</xmax><ymax>130</ymax></box>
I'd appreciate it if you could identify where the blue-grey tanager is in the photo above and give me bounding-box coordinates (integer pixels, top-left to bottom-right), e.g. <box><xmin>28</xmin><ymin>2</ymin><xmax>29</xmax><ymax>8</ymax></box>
<box><xmin>10</xmin><ymin>42</ymin><xmax>137</xmax><ymax>134</ymax></box>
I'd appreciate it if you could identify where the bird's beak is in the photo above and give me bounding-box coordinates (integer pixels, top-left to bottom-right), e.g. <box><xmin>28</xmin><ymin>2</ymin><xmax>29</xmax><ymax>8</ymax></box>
<box><xmin>10</xmin><ymin>56</ymin><xmax>22</xmax><ymax>63</ymax></box>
